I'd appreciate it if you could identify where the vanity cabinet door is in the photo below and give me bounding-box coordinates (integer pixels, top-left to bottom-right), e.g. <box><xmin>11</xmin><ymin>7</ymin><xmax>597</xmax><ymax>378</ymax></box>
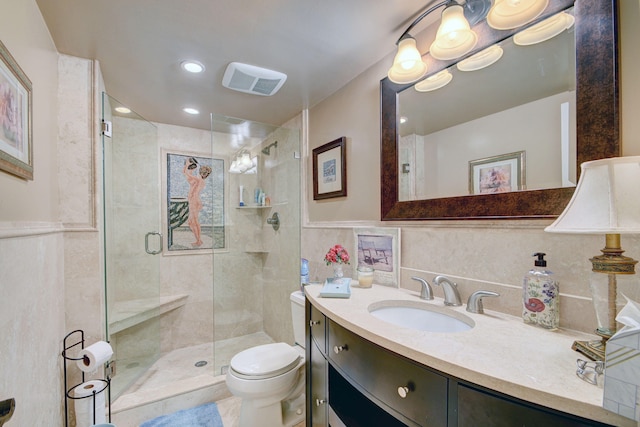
<box><xmin>456</xmin><ymin>383</ymin><xmax>613</xmax><ymax>427</ymax></box>
<box><xmin>310</xmin><ymin>340</ymin><xmax>328</xmax><ymax>427</ymax></box>
<box><xmin>309</xmin><ymin>304</ymin><xmax>326</xmax><ymax>355</ymax></box>
<box><xmin>328</xmin><ymin>320</ymin><xmax>448</xmax><ymax>426</ymax></box>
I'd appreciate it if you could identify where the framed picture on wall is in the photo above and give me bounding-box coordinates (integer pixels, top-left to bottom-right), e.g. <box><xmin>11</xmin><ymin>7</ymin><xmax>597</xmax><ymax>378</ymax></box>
<box><xmin>0</xmin><ymin>40</ymin><xmax>33</xmax><ymax>180</ymax></box>
<box><xmin>313</xmin><ymin>136</ymin><xmax>347</xmax><ymax>200</ymax></box>
<box><xmin>162</xmin><ymin>150</ymin><xmax>226</xmax><ymax>253</ymax></box>
<box><xmin>469</xmin><ymin>151</ymin><xmax>526</xmax><ymax>195</ymax></box>
<box><xmin>353</xmin><ymin>227</ymin><xmax>400</xmax><ymax>287</ymax></box>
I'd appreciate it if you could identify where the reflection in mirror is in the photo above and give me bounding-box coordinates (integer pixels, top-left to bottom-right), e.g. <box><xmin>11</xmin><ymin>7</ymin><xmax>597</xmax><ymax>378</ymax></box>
<box><xmin>380</xmin><ymin>0</ymin><xmax>620</xmax><ymax>220</ymax></box>
<box><xmin>398</xmin><ymin>10</ymin><xmax>576</xmax><ymax>201</ymax></box>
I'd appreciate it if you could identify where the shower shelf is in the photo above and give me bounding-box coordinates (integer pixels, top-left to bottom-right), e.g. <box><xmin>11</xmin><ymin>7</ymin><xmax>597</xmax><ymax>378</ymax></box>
<box><xmin>108</xmin><ymin>294</ymin><xmax>188</xmax><ymax>334</ymax></box>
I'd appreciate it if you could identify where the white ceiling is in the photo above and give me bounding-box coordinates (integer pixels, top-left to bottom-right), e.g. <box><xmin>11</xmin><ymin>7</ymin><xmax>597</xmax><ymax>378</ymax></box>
<box><xmin>35</xmin><ymin>0</ymin><xmax>437</xmax><ymax>130</ymax></box>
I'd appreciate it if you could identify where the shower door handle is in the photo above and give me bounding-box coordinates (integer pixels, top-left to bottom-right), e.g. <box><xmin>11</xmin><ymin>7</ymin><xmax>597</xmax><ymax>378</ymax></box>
<box><xmin>145</xmin><ymin>232</ymin><xmax>163</xmax><ymax>255</ymax></box>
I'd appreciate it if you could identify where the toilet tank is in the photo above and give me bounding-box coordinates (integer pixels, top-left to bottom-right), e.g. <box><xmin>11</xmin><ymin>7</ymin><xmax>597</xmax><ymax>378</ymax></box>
<box><xmin>290</xmin><ymin>291</ymin><xmax>305</xmax><ymax>347</ymax></box>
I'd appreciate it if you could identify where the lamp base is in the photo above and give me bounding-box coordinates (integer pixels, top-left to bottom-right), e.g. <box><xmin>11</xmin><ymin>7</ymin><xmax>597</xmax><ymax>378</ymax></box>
<box><xmin>572</xmin><ymin>337</ymin><xmax>607</xmax><ymax>361</ymax></box>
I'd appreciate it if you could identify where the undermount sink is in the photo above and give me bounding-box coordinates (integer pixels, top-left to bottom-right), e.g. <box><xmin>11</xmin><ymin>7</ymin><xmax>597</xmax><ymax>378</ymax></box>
<box><xmin>368</xmin><ymin>301</ymin><xmax>475</xmax><ymax>333</ymax></box>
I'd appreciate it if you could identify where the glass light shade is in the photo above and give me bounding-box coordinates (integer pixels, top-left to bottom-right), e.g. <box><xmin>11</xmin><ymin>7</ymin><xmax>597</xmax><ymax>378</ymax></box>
<box><xmin>388</xmin><ymin>37</ymin><xmax>427</xmax><ymax>84</ymax></box>
<box><xmin>429</xmin><ymin>4</ymin><xmax>478</xmax><ymax>61</ymax></box>
<box><xmin>487</xmin><ymin>0</ymin><xmax>549</xmax><ymax>30</ymax></box>
<box><xmin>545</xmin><ymin>156</ymin><xmax>640</xmax><ymax>234</ymax></box>
<box><xmin>240</xmin><ymin>152</ymin><xmax>252</xmax><ymax>169</ymax></box>
<box><xmin>229</xmin><ymin>160</ymin><xmax>241</xmax><ymax>174</ymax></box>
<box><xmin>457</xmin><ymin>45</ymin><xmax>503</xmax><ymax>72</ymax></box>
<box><xmin>514</xmin><ymin>12</ymin><xmax>575</xmax><ymax>46</ymax></box>
<box><xmin>414</xmin><ymin>69</ymin><xmax>453</xmax><ymax>92</ymax></box>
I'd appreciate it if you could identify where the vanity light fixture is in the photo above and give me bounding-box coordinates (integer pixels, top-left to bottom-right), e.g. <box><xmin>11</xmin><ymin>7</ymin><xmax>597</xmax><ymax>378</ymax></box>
<box><xmin>428</xmin><ymin>3</ymin><xmax>478</xmax><ymax>61</ymax></box>
<box><xmin>183</xmin><ymin>107</ymin><xmax>200</xmax><ymax>115</ymax></box>
<box><xmin>229</xmin><ymin>150</ymin><xmax>257</xmax><ymax>174</ymax></box>
<box><xmin>181</xmin><ymin>60</ymin><xmax>205</xmax><ymax>73</ymax></box>
<box><xmin>545</xmin><ymin>156</ymin><xmax>640</xmax><ymax>361</ymax></box>
<box><xmin>513</xmin><ymin>11</ymin><xmax>575</xmax><ymax>46</ymax></box>
<box><xmin>388</xmin><ymin>0</ymin><xmax>490</xmax><ymax>84</ymax></box>
<box><xmin>457</xmin><ymin>45</ymin><xmax>503</xmax><ymax>72</ymax></box>
<box><xmin>487</xmin><ymin>0</ymin><xmax>548</xmax><ymax>30</ymax></box>
<box><xmin>415</xmin><ymin>69</ymin><xmax>453</xmax><ymax>92</ymax></box>
<box><xmin>388</xmin><ymin>0</ymin><xmax>555</xmax><ymax>84</ymax></box>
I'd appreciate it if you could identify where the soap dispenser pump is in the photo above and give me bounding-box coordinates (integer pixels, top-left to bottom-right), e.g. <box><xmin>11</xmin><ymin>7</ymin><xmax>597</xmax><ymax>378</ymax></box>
<box><xmin>523</xmin><ymin>252</ymin><xmax>559</xmax><ymax>330</ymax></box>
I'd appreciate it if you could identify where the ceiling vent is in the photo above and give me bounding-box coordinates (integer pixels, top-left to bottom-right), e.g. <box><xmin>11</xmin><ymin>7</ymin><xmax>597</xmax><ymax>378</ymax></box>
<box><xmin>222</xmin><ymin>62</ymin><xmax>287</xmax><ymax>96</ymax></box>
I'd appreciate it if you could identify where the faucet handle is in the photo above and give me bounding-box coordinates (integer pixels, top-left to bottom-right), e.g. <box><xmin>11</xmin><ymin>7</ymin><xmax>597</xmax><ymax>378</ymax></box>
<box><xmin>411</xmin><ymin>276</ymin><xmax>433</xmax><ymax>300</ymax></box>
<box><xmin>466</xmin><ymin>291</ymin><xmax>499</xmax><ymax>314</ymax></box>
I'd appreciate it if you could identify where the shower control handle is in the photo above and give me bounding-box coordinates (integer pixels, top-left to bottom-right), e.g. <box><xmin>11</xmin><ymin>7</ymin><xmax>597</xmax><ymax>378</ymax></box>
<box><xmin>266</xmin><ymin>212</ymin><xmax>280</xmax><ymax>231</ymax></box>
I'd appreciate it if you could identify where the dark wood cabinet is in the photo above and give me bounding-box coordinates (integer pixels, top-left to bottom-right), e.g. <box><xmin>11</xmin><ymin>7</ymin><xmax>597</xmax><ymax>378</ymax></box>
<box><xmin>306</xmin><ymin>299</ymin><xmax>613</xmax><ymax>427</ymax></box>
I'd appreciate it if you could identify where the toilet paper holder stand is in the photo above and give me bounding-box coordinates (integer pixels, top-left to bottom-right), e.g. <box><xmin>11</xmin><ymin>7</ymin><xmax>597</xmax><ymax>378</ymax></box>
<box><xmin>61</xmin><ymin>330</ymin><xmax>111</xmax><ymax>427</ymax></box>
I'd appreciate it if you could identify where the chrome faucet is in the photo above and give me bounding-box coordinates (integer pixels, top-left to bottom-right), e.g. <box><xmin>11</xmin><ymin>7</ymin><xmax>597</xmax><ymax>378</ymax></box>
<box><xmin>411</xmin><ymin>276</ymin><xmax>433</xmax><ymax>300</ymax></box>
<box><xmin>466</xmin><ymin>291</ymin><xmax>500</xmax><ymax>314</ymax></box>
<box><xmin>433</xmin><ymin>275</ymin><xmax>462</xmax><ymax>306</ymax></box>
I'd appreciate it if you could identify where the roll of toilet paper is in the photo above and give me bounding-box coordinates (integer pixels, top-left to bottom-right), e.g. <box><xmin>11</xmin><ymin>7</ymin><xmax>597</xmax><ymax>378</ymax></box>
<box><xmin>76</xmin><ymin>341</ymin><xmax>113</xmax><ymax>373</ymax></box>
<box><xmin>73</xmin><ymin>380</ymin><xmax>107</xmax><ymax>427</ymax></box>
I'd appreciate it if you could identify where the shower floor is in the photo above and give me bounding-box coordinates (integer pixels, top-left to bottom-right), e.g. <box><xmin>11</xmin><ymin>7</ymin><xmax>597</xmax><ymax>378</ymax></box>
<box><xmin>112</xmin><ymin>331</ymin><xmax>275</xmax><ymax>412</ymax></box>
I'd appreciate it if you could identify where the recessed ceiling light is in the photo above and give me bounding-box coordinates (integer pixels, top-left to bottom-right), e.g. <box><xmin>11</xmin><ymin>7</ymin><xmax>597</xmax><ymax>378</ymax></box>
<box><xmin>183</xmin><ymin>107</ymin><xmax>200</xmax><ymax>115</ymax></box>
<box><xmin>181</xmin><ymin>60</ymin><xmax>205</xmax><ymax>73</ymax></box>
<box><xmin>115</xmin><ymin>106</ymin><xmax>131</xmax><ymax>114</ymax></box>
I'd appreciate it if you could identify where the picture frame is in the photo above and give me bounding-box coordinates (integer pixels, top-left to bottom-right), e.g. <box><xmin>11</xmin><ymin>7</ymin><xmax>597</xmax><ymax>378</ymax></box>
<box><xmin>353</xmin><ymin>227</ymin><xmax>400</xmax><ymax>287</ymax></box>
<box><xmin>469</xmin><ymin>151</ymin><xmax>526</xmax><ymax>195</ymax></box>
<box><xmin>0</xmin><ymin>40</ymin><xmax>33</xmax><ymax>180</ymax></box>
<box><xmin>162</xmin><ymin>150</ymin><xmax>226</xmax><ymax>254</ymax></box>
<box><xmin>313</xmin><ymin>136</ymin><xmax>347</xmax><ymax>200</ymax></box>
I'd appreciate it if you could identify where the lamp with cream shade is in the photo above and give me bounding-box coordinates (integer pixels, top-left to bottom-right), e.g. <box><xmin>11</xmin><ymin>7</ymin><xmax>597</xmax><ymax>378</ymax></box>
<box><xmin>545</xmin><ymin>156</ymin><xmax>640</xmax><ymax>361</ymax></box>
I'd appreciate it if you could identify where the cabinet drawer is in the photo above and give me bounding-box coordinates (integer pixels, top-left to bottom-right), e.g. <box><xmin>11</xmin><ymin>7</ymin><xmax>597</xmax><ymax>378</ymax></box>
<box><xmin>309</xmin><ymin>304</ymin><xmax>326</xmax><ymax>354</ymax></box>
<box><xmin>328</xmin><ymin>320</ymin><xmax>448</xmax><ymax>426</ymax></box>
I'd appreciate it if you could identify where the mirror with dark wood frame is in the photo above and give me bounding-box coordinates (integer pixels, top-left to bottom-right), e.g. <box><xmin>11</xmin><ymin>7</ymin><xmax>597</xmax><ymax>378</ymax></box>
<box><xmin>381</xmin><ymin>0</ymin><xmax>619</xmax><ymax>220</ymax></box>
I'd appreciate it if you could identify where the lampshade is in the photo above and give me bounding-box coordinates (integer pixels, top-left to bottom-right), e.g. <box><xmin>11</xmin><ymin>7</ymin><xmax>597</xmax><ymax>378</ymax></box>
<box><xmin>545</xmin><ymin>156</ymin><xmax>640</xmax><ymax>234</ymax></box>
<box><xmin>457</xmin><ymin>45</ymin><xmax>503</xmax><ymax>72</ymax></box>
<box><xmin>388</xmin><ymin>37</ymin><xmax>427</xmax><ymax>84</ymax></box>
<box><xmin>487</xmin><ymin>0</ymin><xmax>549</xmax><ymax>30</ymax></box>
<box><xmin>414</xmin><ymin>69</ymin><xmax>453</xmax><ymax>92</ymax></box>
<box><xmin>514</xmin><ymin>11</ymin><xmax>575</xmax><ymax>46</ymax></box>
<box><xmin>429</xmin><ymin>4</ymin><xmax>478</xmax><ymax>61</ymax></box>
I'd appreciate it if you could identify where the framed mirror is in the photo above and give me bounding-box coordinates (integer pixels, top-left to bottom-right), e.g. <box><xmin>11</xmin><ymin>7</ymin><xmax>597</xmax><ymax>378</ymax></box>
<box><xmin>381</xmin><ymin>0</ymin><xmax>619</xmax><ymax>220</ymax></box>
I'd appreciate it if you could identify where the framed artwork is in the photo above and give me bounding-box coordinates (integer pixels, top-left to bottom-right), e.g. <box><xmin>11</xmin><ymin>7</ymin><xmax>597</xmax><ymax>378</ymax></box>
<box><xmin>0</xmin><ymin>40</ymin><xmax>32</xmax><ymax>180</ymax></box>
<box><xmin>162</xmin><ymin>150</ymin><xmax>225</xmax><ymax>253</ymax></box>
<box><xmin>353</xmin><ymin>227</ymin><xmax>400</xmax><ymax>287</ymax></box>
<box><xmin>469</xmin><ymin>151</ymin><xmax>526</xmax><ymax>195</ymax></box>
<box><xmin>313</xmin><ymin>136</ymin><xmax>347</xmax><ymax>200</ymax></box>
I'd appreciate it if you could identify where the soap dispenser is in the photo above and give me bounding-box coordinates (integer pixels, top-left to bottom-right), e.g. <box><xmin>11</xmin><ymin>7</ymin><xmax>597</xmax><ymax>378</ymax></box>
<box><xmin>523</xmin><ymin>252</ymin><xmax>559</xmax><ymax>330</ymax></box>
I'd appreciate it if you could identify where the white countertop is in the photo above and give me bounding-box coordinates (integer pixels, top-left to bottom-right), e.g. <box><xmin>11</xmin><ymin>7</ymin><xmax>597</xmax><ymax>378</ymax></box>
<box><xmin>305</xmin><ymin>283</ymin><xmax>634</xmax><ymax>427</ymax></box>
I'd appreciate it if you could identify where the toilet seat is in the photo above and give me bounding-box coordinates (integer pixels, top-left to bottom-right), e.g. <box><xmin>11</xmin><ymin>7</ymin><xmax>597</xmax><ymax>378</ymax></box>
<box><xmin>230</xmin><ymin>343</ymin><xmax>301</xmax><ymax>380</ymax></box>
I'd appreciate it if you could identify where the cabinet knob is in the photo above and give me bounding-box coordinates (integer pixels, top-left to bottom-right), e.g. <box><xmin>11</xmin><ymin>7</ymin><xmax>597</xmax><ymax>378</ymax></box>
<box><xmin>309</xmin><ymin>320</ymin><xmax>320</xmax><ymax>327</ymax></box>
<box><xmin>397</xmin><ymin>386</ymin><xmax>411</xmax><ymax>398</ymax></box>
<box><xmin>333</xmin><ymin>344</ymin><xmax>348</xmax><ymax>354</ymax></box>
<box><xmin>316</xmin><ymin>398</ymin><xmax>326</xmax><ymax>406</ymax></box>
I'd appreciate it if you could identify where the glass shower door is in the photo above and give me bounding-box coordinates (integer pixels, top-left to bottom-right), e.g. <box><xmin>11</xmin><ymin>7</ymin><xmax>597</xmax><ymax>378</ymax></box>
<box><xmin>101</xmin><ymin>93</ymin><xmax>161</xmax><ymax>399</ymax></box>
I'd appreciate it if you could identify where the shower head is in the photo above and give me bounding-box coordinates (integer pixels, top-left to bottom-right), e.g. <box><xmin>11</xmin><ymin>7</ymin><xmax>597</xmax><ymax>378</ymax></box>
<box><xmin>261</xmin><ymin>141</ymin><xmax>278</xmax><ymax>155</ymax></box>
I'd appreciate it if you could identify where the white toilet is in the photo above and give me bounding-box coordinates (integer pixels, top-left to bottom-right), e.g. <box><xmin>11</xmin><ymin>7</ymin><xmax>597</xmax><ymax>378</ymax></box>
<box><xmin>225</xmin><ymin>290</ymin><xmax>306</xmax><ymax>427</ymax></box>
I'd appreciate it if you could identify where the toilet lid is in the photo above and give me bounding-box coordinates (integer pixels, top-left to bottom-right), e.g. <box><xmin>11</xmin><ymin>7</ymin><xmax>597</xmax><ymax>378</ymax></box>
<box><xmin>230</xmin><ymin>343</ymin><xmax>300</xmax><ymax>378</ymax></box>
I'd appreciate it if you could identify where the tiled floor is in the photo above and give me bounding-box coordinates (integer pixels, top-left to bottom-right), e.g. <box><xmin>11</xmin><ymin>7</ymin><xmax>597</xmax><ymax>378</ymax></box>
<box><xmin>113</xmin><ymin>332</ymin><xmax>309</xmax><ymax>426</ymax></box>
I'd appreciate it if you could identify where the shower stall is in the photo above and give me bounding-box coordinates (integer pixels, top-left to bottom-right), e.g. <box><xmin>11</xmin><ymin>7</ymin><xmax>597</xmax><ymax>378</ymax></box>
<box><xmin>101</xmin><ymin>94</ymin><xmax>301</xmax><ymax>416</ymax></box>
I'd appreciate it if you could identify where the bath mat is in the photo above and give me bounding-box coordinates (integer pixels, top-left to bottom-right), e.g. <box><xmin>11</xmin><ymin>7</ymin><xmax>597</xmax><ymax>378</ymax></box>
<box><xmin>140</xmin><ymin>402</ymin><xmax>223</xmax><ymax>427</ymax></box>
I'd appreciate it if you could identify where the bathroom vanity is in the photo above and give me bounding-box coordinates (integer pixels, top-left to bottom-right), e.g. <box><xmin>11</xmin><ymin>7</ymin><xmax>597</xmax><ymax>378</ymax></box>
<box><xmin>304</xmin><ymin>284</ymin><xmax>632</xmax><ymax>427</ymax></box>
